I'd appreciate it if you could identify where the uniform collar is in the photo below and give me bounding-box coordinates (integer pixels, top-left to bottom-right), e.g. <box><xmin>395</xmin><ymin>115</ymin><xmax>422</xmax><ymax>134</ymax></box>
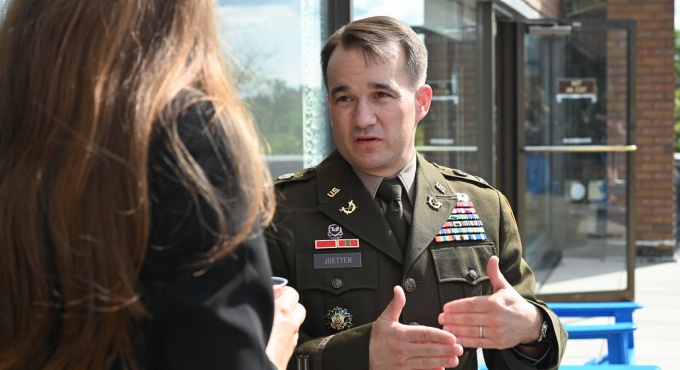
<box><xmin>352</xmin><ymin>151</ymin><xmax>417</xmax><ymax>204</ymax></box>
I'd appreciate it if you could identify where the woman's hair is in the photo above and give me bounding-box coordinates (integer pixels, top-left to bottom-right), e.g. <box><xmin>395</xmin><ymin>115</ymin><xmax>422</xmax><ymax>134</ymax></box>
<box><xmin>320</xmin><ymin>15</ymin><xmax>428</xmax><ymax>92</ymax></box>
<box><xmin>0</xmin><ymin>0</ymin><xmax>273</xmax><ymax>369</ymax></box>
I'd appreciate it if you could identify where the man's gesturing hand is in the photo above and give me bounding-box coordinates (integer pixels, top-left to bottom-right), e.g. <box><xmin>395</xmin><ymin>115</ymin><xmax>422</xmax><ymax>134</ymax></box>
<box><xmin>369</xmin><ymin>286</ymin><xmax>464</xmax><ymax>370</ymax></box>
<box><xmin>437</xmin><ymin>256</ymin><xmax>543</xmax><ymax>349</ymax></box>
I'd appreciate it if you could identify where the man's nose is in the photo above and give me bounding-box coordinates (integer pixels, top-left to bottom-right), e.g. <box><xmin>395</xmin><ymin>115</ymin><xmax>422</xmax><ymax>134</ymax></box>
<box><xmin>352</xmin><ymin>100</ymin><xmax>378</xmax><ymax>128</ymax></box>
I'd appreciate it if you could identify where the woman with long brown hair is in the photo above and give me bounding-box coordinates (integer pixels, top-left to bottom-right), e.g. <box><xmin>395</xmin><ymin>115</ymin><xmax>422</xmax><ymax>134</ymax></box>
<box><xmin>0</xmin><ymin>0</ymin><xmax>304</xmax><ymax>369</ymax></box>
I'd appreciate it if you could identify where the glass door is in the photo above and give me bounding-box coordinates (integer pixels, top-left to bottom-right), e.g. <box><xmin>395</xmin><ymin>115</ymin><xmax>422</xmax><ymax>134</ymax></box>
<box><xmin>516</xmin><ymin>20</ymin><xmax>636</xmax><ymax>301</ymax></box>
<box><xmin>355</xmin><ymin>0</ymin><xmax>491</xmax><ymax>178</ymax></box>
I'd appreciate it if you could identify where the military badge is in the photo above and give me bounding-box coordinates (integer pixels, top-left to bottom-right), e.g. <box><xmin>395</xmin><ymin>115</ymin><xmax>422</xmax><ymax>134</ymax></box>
<box><xmin>476</xmin><ymin>176</ymin><xmax>489</xmax><ymax>185</ymax></box>
<box><xmin>327</xmin><ymin>224</ymin><xmax>343</xmax><ymax>239</ymax></box>
<box><xmin>435</xmin><ymin>182</ymin><xmax>447</xmax><ymax>194</ymax></box>
<box><xmin>327</xmin><ymin>187</ymin><xmax>340</xmax><ymax>197</ymax></box>
<box><xmin>455</xmin><ymin>193</ymin><xmax>470</xmax><ymax>202</ymax></box>
<box><xmin>324</xmin><ymin>306</ymin><xmax>353</xmax><ymax>332</ymax></box>
<box><xmin>277</xmin><ymin>172</ymin><xmax>294</xmax><ymax>180</ymax></box>
<box><xmin>427</xmin><ymin>195</ymin><xmax>442</xmax><ymax>210</ymax></box>
<box><xmin>435</xmin><ymin>196</ymin><xmax>487</xmax><ymax>243</ymax></box>
<box><xmin>453</xmin><ymin>168</ymin><xmax>469</xmax><ymax>177</ymax></box>
<box><xmin>339</xmin><ymin>200</ymin><xmax>357</xmax><ymax>215</ymax></box>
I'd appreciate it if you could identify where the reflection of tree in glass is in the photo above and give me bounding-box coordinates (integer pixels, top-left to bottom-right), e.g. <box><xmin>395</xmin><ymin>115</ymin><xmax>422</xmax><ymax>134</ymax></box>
<box><xmin>246</xmin><ymin>80</ymin><xmax>303</xmax><ymax>155</ymax></box>
<box><xmin>229</xmin><ymin>49</ymin><xmax>303</xmax><ymax>155</ymax></box>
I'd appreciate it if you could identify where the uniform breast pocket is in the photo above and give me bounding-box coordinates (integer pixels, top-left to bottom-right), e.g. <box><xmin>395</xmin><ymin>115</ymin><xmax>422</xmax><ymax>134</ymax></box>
<box><xmin>295</xmin><ymin>250</ymin><xmax>378</xmax><ymax>334</ymax></box>
<box><xmin>295</xmin><ymin>250</ymin><xmax>378</xmax><ymax>294</ymax></box>
<box><xmin>430</xmin><ymin>242</ymin><xmax>495</xmax><ymax>300</ymax></box>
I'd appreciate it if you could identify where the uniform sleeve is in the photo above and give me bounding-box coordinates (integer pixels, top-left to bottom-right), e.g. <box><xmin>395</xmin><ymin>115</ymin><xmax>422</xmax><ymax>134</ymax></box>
<box><xmin>482</xmin><ymin>192</ymin><xmax>568</xmax><ymax>370</ymax></box>
<box><xmin>142</xmin><ymin>101</ymin><xmax>277</xmax><ymax>370</ymax></box>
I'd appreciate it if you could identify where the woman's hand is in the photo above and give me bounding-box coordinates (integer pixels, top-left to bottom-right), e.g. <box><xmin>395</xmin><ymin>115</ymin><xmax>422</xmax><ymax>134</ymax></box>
<box><xmin>266</xmin><ymin>286</ymin><xmax>306</xmax><ymax>370</ymax></box>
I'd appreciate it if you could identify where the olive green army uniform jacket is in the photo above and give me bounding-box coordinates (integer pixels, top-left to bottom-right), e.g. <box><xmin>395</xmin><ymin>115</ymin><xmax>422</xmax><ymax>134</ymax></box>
<box><xmin>265</xmin><ymin>150</ymin><xmax>567</xmax><ymax>370</ymax></box>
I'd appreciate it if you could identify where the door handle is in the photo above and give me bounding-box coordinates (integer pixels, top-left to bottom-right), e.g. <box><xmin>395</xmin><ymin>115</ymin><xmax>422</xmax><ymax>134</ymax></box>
<box><xmin>522</xmin><ymin>145</ymin><xmax>637</xmax><ymax>153</ymax></box>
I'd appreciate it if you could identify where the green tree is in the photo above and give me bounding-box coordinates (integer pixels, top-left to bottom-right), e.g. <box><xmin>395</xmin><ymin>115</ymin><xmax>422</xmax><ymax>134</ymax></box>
<box><xmin>228</xmin><ymin>53</ymin><xmax>304</xmax><ymax>156</ymax></box>
<box><xmin>245</xmin><ymin>79</ymin><xmax>303</xmax><ymax>155</ymax></box>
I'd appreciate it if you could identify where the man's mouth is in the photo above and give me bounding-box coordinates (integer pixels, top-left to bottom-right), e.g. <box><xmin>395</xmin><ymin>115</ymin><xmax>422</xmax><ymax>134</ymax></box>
<box><xmin>355</xmin><ymin>136</ymin><xmax>379</xmax><ymax>142</ymax></box>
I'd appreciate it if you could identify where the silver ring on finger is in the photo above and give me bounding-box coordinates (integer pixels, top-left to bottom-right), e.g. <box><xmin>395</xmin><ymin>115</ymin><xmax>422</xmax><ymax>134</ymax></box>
<box><xmin>479</xmin><ymin>325</ymin><xmax>483</xmax><ymax>338</ymax></box>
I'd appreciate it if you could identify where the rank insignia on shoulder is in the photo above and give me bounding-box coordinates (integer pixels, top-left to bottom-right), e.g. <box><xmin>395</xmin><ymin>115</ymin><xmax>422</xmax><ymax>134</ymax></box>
<box><xmin>325</xmin><ymin>306</ymin><xmax>353</xmax><ymax>332</ymax></box>
<box><xmin>275</xmin><ymin>167</ymin><xmax>316</xmax><ymax>183</ymax></box>
<box><xmin>277</xmin><ymin>172</ymin><xmax>294</xmax><ymax>180</ymax></box>
<box><xmin>453</xmin><ymin>168</ymin><xmax>469</xmax><ymax>177</ymax></box>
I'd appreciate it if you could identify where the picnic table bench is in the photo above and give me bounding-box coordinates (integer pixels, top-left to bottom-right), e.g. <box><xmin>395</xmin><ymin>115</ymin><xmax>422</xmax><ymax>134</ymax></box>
<box><xmin>548</xmin><ymin>302</ymin><xmax>642</xmax><ymax>365</ymax></box>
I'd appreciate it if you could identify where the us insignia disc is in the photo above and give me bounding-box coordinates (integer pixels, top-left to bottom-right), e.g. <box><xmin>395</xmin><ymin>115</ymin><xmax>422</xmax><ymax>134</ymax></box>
<box><xmin>324</xmin><ymin>306</ymin><xmax>353</xmax><ymax>332</ymax></box>
<box><xmin>435</xmin><ymin>182</ymin><xmax>447</xmax><ymax>194</ymax></box>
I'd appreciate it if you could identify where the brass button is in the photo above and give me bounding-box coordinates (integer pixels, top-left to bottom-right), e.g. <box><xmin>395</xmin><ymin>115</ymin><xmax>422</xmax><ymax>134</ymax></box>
<box><xmin>403</xmin><ymin>277</ymin><xmax>417</xmax><ymax>293</ymax></box>
<box><xmin>468</xmin><ymin>269</ymin><xmax>478</xmax><ymax>280</ymax></box>
<box><xmin>331</xmin><ymin>278</ymin><xmax>343</xmax><ymax>289</ymax></box>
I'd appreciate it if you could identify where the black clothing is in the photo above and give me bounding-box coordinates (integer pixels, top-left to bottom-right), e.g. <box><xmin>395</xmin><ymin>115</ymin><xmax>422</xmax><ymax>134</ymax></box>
<box><xmin>141</xmin><ymin>102</ymin><xmax>276</xmax><ymax>370</ymax></box>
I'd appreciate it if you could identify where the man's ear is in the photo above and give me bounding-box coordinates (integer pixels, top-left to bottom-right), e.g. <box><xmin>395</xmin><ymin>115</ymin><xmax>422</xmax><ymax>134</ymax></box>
<box><xmin>415</xmin><ymin>84</ymin><xmax>433</xmax><ymax>123</ymax></box>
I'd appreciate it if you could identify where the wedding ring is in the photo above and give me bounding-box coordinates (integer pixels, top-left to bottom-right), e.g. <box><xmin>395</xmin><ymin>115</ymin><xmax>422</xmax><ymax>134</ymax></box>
<box><xmin>479</xmin><ymin>325</ymin><xmax>483</xmax><ymax>338</ymax></box>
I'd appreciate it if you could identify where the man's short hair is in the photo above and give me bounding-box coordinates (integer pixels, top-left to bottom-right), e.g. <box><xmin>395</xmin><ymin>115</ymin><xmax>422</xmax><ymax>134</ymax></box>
<box><xmin>321</xmin><ymin>16</ymin><xmax>428</xmax><ymax>92</ymax></box>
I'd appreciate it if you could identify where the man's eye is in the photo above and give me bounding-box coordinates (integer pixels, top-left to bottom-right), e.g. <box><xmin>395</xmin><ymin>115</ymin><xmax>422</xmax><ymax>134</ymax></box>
<box><xmin>335</xmin><ymin>96</ymin><xmax>351</xmax><ymax>103</ymax></box>
<box><xmin>375</xmin><ymin>92</ymin><xmax>390</xmax><ymax>98</ymax></box>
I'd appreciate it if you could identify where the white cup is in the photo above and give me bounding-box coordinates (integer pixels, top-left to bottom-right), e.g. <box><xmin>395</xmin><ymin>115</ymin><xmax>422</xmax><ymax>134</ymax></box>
<box><xmin>271</xmin><ymin>276</ymin><xmax>288</xmax><ymax>287</ymax></box>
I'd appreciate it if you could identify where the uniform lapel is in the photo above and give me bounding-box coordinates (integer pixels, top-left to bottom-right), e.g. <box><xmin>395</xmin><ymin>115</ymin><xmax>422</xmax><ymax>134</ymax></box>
<box><xmin>404</xmin><ymin>154</ymin><xmax>457</xmax><ymax>271</ymax></box>
<box><xmin>316</xmin><ymin>150</ymin><xmax>404</xmax><ymax>264</ymax></box>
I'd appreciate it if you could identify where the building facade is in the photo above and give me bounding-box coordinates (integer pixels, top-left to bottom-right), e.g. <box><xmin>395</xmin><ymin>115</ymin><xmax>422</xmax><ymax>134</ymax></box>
<box><xmin>215</xmin><ymin>0</ymin><xmax>675</xmax><ymax>301</ymax></box>
<box><xmin>1</xmin><ymin>0</ymin><xmax>674</xmax><ymax>300</ymax></box>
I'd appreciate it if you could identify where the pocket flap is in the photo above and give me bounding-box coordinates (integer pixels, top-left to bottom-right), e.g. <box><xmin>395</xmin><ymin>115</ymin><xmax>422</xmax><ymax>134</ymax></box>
<box><xmin>431</xmin><ymin>242</ymin><xmax>495</xmax><ymax>285</ymax></box>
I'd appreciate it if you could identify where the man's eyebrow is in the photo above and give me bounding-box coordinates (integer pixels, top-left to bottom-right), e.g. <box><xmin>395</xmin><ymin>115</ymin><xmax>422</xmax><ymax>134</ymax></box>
<box><xmin>329</xmin><ymin>82</ymin><xmax>397</xmax><ymax>97</ymax></box>
<box><xmin>368</xmin><ymin>82</ymin><xmax>394</xmax><ymax>91</ymax></box>
<box><xmin>329</xmin><ymin>85</ymin><xmax>349</xmax><ymax>97</ymax></box>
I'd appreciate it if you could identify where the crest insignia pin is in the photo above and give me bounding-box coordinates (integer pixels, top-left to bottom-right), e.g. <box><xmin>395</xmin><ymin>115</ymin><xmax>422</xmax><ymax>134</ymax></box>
<box><xmin>427</xmin><ymin>195</ymin><xmax>442</xmax><ymax>210</ymax></box>
<box><xmin>324</xmin><ymin>306</ymin><xmax>353</xmax><ymax>332</ymax></box>
<box><xmin>327</xmin><ymin>224</ymin><xmax>343</xmax><ymax>239</ymax></box>
<box><xmin>339</xmin><ymin>200</ymin><xmax>357</xmax><ymax>215</ymax></box>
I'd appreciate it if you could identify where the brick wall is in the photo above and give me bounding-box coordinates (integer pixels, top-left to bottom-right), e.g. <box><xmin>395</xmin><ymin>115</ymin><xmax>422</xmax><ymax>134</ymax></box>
<box><xmin>607</xmin><ymin>0</ymin><xmax>676</xmax><ymax>255</ymax></box>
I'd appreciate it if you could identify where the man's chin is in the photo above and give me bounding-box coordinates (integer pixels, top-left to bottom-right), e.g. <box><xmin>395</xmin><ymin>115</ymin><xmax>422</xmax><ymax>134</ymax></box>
<box><xmin>351</xmin><ymin>160</ymin><xmax>396</xmax><ymax>177</ymax></box>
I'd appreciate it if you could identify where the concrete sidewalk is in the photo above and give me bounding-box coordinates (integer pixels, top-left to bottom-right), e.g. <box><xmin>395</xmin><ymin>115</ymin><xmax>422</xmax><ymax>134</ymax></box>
<box><xmin>559</xmin><ymin>253</ymin><xmax>680</xmax><ymax>369</ymax></box>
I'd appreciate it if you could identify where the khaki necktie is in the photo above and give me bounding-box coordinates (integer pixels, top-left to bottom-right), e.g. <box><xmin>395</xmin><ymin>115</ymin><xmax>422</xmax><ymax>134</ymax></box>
<box><xmin>377</xmin><ymin>177</ymin><xmax>409</xmax><ymax>251</ymax></box>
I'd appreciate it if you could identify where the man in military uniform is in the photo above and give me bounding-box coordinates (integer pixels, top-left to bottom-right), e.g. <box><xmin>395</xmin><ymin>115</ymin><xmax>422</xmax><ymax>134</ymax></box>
<box><xmin>266</xmin><ymin>16</ymin><xmax>567</xmax><ymax>370</ymax></box>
